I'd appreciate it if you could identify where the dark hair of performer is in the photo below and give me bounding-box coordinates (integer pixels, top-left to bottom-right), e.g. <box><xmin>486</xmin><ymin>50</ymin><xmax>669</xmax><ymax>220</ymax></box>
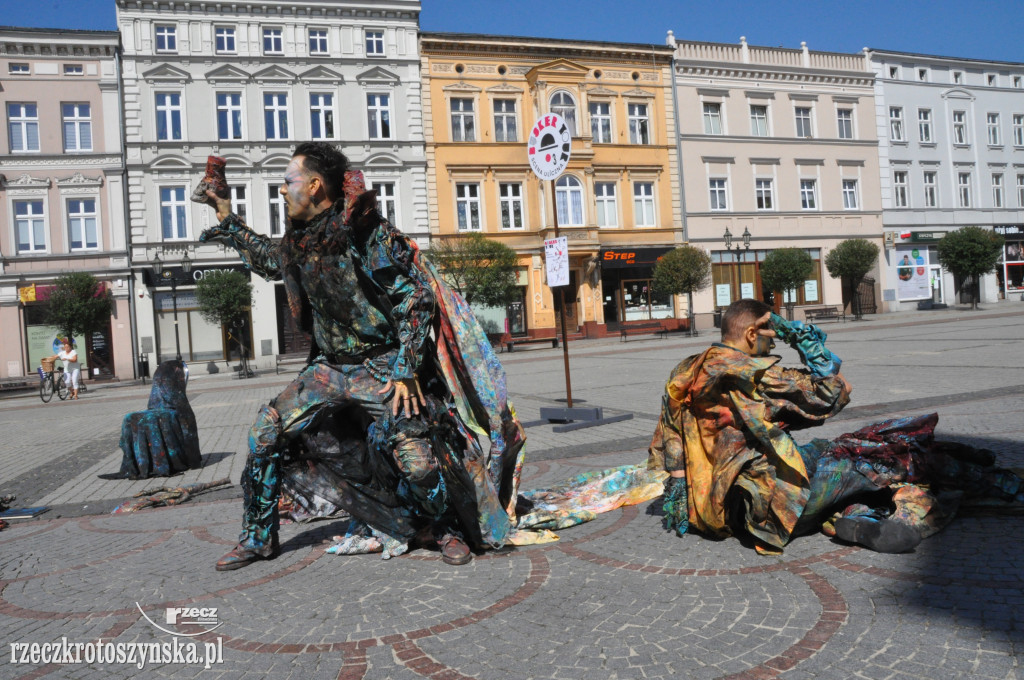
<box><xmin>720</xmin><ymin>298</ymin><xmax>776</xmax><ymax>357</ymax></box>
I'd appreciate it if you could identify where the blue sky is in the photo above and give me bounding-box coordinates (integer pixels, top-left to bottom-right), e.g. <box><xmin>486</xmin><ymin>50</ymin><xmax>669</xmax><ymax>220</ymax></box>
<box><xmin>3</xmin><ymin>0</ymin><xmax>1023</xmax><ymax>63</ymax></box>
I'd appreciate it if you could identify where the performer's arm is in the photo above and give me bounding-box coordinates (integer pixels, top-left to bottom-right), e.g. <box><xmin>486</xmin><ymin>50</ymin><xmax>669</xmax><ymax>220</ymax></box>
<box><xmin>199</xmin><ymin>191</ymin><xmax>281</xmax><ymax>279</ymax></box>
<box><xmin>760</xmin><ymin>365</ymin><xmax>850</xmax><ymax>428</ymax></box>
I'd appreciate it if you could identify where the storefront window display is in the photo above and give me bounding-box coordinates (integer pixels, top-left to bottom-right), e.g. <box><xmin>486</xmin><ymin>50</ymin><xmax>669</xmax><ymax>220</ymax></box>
<box><xmin>154</xmin><ymin>291</ymin><xmax>252</xmax><ymax>363</ymax></box>
<box><xmin>711</xmin><ymin>249</ymin><xmax>822</xmax><ymax>307</ymax></box>
<box><xmin>23</xmin><ymin>305</ymin><xmax>89</xmax><ymax>375</ymax></box>
<box><xmin>598</xmin><ymin>247</ymin><xmax>675</xmax><ymax>325</ymax></box>
<box><xmin>621</xmin><ymin>279</ymin><xmax>672</xmax><ymax>321</ymax></box>
<box><xmin>1002</xmin><ymin>239</ymin><xmax>1024</xmax><ymax>292</ymax></box>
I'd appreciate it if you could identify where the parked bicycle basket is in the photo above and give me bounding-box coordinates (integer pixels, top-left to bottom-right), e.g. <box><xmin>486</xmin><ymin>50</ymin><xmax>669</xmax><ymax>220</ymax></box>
<box><xmin>41</xmin><ymin>357</ymin><xmax>55</xmax><ymax>372</ymax></box>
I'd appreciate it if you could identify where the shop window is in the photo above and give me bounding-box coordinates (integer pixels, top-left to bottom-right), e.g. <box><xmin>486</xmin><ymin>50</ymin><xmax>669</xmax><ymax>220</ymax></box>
<box><xmin>620</xmin><ymin>279</ymin><xmax>672</xmax><ymax>322</ymax></box>
<box><xmin>711</xmin><ymin>248</ymin><xmax>822</xmax><ymax>307</ymax></box>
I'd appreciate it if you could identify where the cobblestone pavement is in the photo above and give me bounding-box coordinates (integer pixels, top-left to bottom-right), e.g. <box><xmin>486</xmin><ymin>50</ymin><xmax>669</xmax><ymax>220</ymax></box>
<box><xmin>1</xmin><ymin>304</ymin><xmax>1023</xmax><ymax>678</ymax></box>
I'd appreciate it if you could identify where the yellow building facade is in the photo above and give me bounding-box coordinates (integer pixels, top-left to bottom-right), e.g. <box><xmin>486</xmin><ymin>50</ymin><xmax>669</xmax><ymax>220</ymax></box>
<box><xmin>421</xmin><ymin>33</ymin><xmax>681</xmax><ymax>339</ymax></box>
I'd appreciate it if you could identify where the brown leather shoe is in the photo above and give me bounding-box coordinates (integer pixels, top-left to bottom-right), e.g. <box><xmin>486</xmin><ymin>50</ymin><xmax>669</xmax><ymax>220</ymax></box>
<box><xmin>215</xmin><ymin>542</ymin><xmax>278</xmax><ymax>571</ymax></box>
<box><xmin>439</xmin><ymin>534</ymin><xmax>472</xmax><ymax>566</ymax></box>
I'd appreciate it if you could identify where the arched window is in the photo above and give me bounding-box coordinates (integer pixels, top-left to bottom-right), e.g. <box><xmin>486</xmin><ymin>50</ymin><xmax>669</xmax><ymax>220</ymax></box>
<box><xmin>550</xmin><ymin>91</ymin><xmax>577</xmax><ymax>137</ymax></box>
<box><xmin>555</xmin><ymin>175</ymin><xmax>584</xmax><ymax>225</ymax></box>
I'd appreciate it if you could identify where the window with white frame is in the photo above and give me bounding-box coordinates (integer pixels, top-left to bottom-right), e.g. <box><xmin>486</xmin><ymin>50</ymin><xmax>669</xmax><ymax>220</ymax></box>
<box><xmin>893</xmin><ymin>170</ymin><xmax>908</xmax><ymax>207</ymax></box>
<box><xmin>957</xmin><ymin>172</ymin><xmax>972</xmax><ymax>207</ymax></box>
<box><xmin>750</xmin><ymin>104</ymin><xmax>768</xmax><ymax>136</ymax></box>
<box><xmin>310</xmin><ymin>93</ymin><xmax>334</xmax><ymax>139</ymax></box>
<box><xmin>7</xmin><ymin>103</ymin><xmax>39</xmax><ymax>152</ymax></box>
<box><xmin>709</xmin><ymin>178</ymin><xmax>728</xmax><ymax>211</ymax></box>
<box><xmin>952</xmin><ymin>110</ymin><xmax>967</xmax><ymax>144</ymax></box>
<box><xmin>155</xmin><ymin>25</ymin><xmax>177</xmax><ymax>52</ymax></box>
<box><xmin>365</xmin><ymin>30</ymin><xmax>384</xmax><ymax>56</ymax></box>
<box><xmin>555</xmin><ymin>175</ymin><xmax>584</xmax><ymax>226</ymax></box>
<box><xmin>988</xmin><ymin>74</ymin><xmax>998</xmax><ymax>87</ymax></box>
<box><xmin>14</xmin><ymin>200</ymin><xmax>46</xmax><ymax>252</ymax></box>
<box><xmin>918</xmin><ymin>109</ymin><xmax>933</xmax><ymax>143</ymax></box>
<box><xmin>499</xmin><ymin>182</ymin><xmax>524</xmax><ymax>229</ymax></box>
<box><xmin>1014</xmin><ymin>114</ymin><xmax>1024</xmax><ymax>146</ymax></box>
<box><xmin>842</xmin><ymin>179</ymin><xmax>859</xmax><ymax>209</ymax></box>
<box><xmin>633</xmin><ymin>182</ymin><xmax>655</xmax><ymax>227</ymax></box>
<box><xmin>263</xmin><ymin>93</ymin><xmax>288</xmax><ymax>139</ymax></box>
<box><xmin>888</xmin><ymin>66</ymin><xmax>899</xmax><ymax>79</ymax></box>
<box><xmin>755</xmin><ymin>178</ymin><xmax>774</xmax><ymax>210</ymax></box>
<box><xmin>493</xmin><ymin>99</ymin><xmax>517</xmax><ymax>142</ymax></box>
<box><xmin>595</xmin><ymin>182</ymin><xmax>617</xmax><ymax>226</ymax></box>
<box><xmin>889</xmin><ymin>106</ymin><xmax>905</xmax><ymax>141</ymax></box>
<box><xmin>373</xmin><ymin>181</ymin><xmax>398</xmax><ymax>224</ymax></box>
<box><xmin>836</xmin><ymin>108</ymin><xmax>853</xmax><ymax>139</ymax></box>
<box><xmin>215</xmin><ymin>26</ymin><xmax>236</xmax><ymax>53</ymax></box>
<box><xmin>216</xmin><ymin>93</ymin><xmax>243</xmax><ymax>140</ymax></box>
<box><xmin>923</xmin><ymin>171</ymin><xmax>937</xmax><ymax>207</ymax></box>
<box><xmin>366</xmin><ymin>93</ymin><xmax>391</xmax><ymax>139</ymax></box>
<box><xmin>159</xmin><ymin>187</ymin><xmax>187</xmax><ymax>240</ymax></box>
<box><xmin>550</xmin><ymin>92</ymin><xmax>577</xmax><ymax>137</ymax></box>
<box><xmin>918</xmin><ymin>68</ymin><xmax>929</xmax><ymax>82</ymax></box>
<box><xmin>1018</xmin><ymin>174</ymin><xmax>1024</xmax><ymax>207</ymax></box>
<box><xmin>992</xmin><ymin>173</ymin><xmax>1004</xmax><ymax>208</ymax></box>
<box><xmin>953</xmin><ymin>71</ymin><xmax>963</xmax><ymax>84</ymax></box>
<box><xmin>268</xmin><ymin>186</ymin><xmax>285</xmax><ymax>237</ymax></box>
<box><xmin>230</xmin><ymin>185</ymin><xmax>248</xmax><ymax>222</ymax></box>
<box><xmin>308</xmin><ymin>28</ymin><xmax>328</xmax><ymax>55</ymax></box>
<box><xmin>155</xmin><ymin>93</ymin><xmax>183</xmax><ymax>141</ymax></box>
<box><xmin>63</xmin><ymin>64</ymin><xmax>83</xmax><ymax>75</ymax></box>
<box><xmin>794</xmin><ymin>107</ymin><xmax>813</xmax><ymax>138</ymax></box>
<box><xmin>800</xmin><ymin>179</ymin><xmax>817</xmax><ymax>210</ymax></box>
<box><xmin>702</xmin><ymin>102</ymin><xmax>722</xmax><ymax>135</ymax></box>
<box><xmin>629</xmin><ymin>103</ymin><xmax>650</xmax><ymax>144</ymax></box>
<box><xmin>450</xmin><ymin>98</ymin><xmax>475</xmax><ymax>142</ymax></box>
<box><xmin>590</xmin><ymin>101</ymin><xmax>611</xmax><ymax>143</ymax></box>
<box><xmin>456</xmin><ymin>183</ymin><xmax>481</xmax><ymax>231</ymax></box>
<box><xmin>263</xmin><ymin>28</ymin><xmax>283</xmax><ymax>54</ymax></box>
<box><xmin>67</xmin><ymin>198</ymin><xmax>97</xmax><ymax>250</ymax></box>
<box><xmin>62</xmin><ymin>103</ymin><xmax>92</xmax><ymax>152</ymax></box>
<box><xmin>987</xmin><ymin>112</ymin><xmax>1002</xmax><ymax>145</ymax></box>
<box><xmin>8</xmin><ymin>62</ymin><xmax>29</xmax><ymax>74</ymax></box>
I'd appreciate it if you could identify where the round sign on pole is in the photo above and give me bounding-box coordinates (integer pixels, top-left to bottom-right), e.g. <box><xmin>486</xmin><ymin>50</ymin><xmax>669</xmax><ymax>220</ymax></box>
<box><xmin>528</xmin><ymin>113</ymin><xmax>572</xmax><ymax>180</ymax></box>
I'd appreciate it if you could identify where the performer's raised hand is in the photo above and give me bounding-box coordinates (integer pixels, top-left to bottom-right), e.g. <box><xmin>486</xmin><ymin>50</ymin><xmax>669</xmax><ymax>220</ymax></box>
<box><xmin>205</xmin><ymin>189</ymin><xmax>232</xmax><ymax>222</ymax></box>
<box><xmin>380</xmin><ymin>377</ymin><xmax>424</xmax><ymax>418</ymax></box>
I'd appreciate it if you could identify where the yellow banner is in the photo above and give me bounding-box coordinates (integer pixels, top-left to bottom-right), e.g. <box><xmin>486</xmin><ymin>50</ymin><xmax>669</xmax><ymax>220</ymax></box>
<box><xmin>18</xmin><ymin>284</ymin><xmax>36</xmax><ymax>303</ymax></box>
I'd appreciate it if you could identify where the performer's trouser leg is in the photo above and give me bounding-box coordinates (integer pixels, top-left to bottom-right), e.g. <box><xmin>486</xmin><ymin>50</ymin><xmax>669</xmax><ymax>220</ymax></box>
<box><xmin>389</xmin><ymin>422</ymin><xmax>443</xmax><ymax>519</ymax></box>
<box><xmin>237</xmin><ymin>405</ymin><xmax>283</xmax><ymax>554</ymax></box>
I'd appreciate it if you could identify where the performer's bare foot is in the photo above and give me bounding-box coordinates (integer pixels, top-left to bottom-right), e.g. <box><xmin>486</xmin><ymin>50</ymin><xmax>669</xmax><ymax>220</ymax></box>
<box><xmin>215</xmin><ymin>541</ymin><xmax>279</xmax><ymax>571</ymax></box>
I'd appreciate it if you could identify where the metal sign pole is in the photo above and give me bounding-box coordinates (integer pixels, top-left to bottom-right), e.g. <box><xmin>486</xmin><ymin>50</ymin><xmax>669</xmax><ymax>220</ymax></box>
<box><xmin>549</xmin><ymin>180</ymin><xmax>573</xmax><ymax>408</ymax></box>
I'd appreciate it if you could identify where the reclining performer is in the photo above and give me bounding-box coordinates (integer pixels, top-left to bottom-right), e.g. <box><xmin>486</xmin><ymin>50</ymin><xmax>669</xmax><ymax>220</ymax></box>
<box><xmin>200</xmin><ymin>142</ymin><xmax>524</xmax><ymax>570</ymax></box>
<box><xmin>649</xmin><ymin>298</ymin><xmax>1023</xmax><ymax>555</ymax></box>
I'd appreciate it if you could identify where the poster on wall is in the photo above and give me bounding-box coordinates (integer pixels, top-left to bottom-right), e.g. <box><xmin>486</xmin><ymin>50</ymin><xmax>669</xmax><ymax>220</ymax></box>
<box><xmin>804</xmin><ymin>280</ymin><xmax>819</xmax><ymax>302</ymax></box>
<box><xmin>740</xmin><ymin>282</ymin><xmax>755</xmax><ymax>299</ymax></box>
<box><xmin>715</xmin><ymin>284</ymin><xmax>731</xmax><ymax>307</ymax></box>
<box><xmin>26</xmin><ymin>326</ymin><xmax>88</xmax><ymax>374</ymax></box>
<box><xmin>896</xmin><ymin>247</ymin><xmax>930</xmax><ymax>300</ymax></box>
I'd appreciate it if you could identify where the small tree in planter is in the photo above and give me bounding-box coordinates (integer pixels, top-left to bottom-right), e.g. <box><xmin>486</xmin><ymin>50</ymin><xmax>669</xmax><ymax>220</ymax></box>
<box><xmin>760</xmin><ymin>248</ymin><xmax>814</xmax><ymax>320</ymax></box>
<box><xmin>45</xmin><ymin>271</ymin><xmax>114</xmax><ymax>353</ymax></box>
<box><xmin>936</xmin><ymin>226</ymin><xmax>1004</xmax><ymax>310</ymax></box>
<box><xmin>824</xmin><ymin>238</ymin><xmax>880</xmax><ymax>319</ymax></box>
<box><xmin>652</xmin><ymin>245</ymin><xmax>712</xmax><ymax>334</ymax></box>
<box><xmin>195</xmin><ymin>271</ymin><xmax>253</xmax><ymax>371</ymax></box>
<box><xmin>429</xmin><ymin>232</ymin><xmax>520</xmax><ymax>308</ymax></box>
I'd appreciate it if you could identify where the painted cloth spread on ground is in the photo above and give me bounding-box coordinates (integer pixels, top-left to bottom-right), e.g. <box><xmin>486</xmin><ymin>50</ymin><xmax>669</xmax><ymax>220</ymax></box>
<box><xmin>118</xmin><ymin>360</ymin><xmax>202</xmax><ymax>480</ymax></box>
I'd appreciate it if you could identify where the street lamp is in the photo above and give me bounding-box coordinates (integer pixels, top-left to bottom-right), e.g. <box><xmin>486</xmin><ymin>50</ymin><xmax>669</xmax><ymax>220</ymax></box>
<box><xmin>151</xmin><ymin>250</ymin><xmax>193</xmax><ymax>361</ymax></box>
<box><xmin>723</xmin><ymin>227</ymin><xmax>752</xmax><ymax>303</ymax></box>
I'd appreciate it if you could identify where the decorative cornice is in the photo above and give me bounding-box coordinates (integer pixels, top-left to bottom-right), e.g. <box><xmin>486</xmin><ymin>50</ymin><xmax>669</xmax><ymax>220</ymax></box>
<box><xmin>749</xmin><ymin>157</ymin><xmax>781</xmax><ymax>165</ymax></box>
<box><xmin>485</xmin><ymin>83</ymin><xmax>525</xmax><ymax>94</ymax></box>
<box><xmin>621</xmin><ymin>88</ymin><xmax>655</xmax><ymax>99</ymax></box>
<box><xmin>56</xmin><ymin>172</ymin><xmax>104</xmax><ymax>187</ymax></box>
<box><xmin>676</xmin><ymin>63</ymin><xmax>873</xmax><ymax>88</ymax></box>
<box><xmin>584</xmin><ymin>85</ymin><xmax>619</xmax><ymax>98</ymax></box>
<box><xmin>0</xmin><ymin>155</ymin><xmax>122</xmax><ymax>168</ymax></box>
<box><xmin>0</xmin><ymin>174</ymin><xmax>51</xmax><ymax>189</ymax></box>
<box><xmin>442</xmin><ymin>82</ymin><xmax>482</xmax><ymax>93</ymax></box>
<box><xmin>355</xmin><ymin>65</ymin><xmax>400</xmax><ymax>85</ymax></box>
<box><xmin>701</xmin><ymin>156</ymin><xmax>735</xmax><ymax>164</ymax></box>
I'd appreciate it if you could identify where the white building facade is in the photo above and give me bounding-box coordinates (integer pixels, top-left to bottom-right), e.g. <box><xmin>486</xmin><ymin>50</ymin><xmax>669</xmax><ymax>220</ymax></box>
<box><xmin>869</xmin><ymin>49</ymin><xmax>1024</xmax><ymax>309</ymax></box>
<box><xmin>117</xmin><ymin>0</ymin><xmax>426</xmax><ymax>369</ymax></box>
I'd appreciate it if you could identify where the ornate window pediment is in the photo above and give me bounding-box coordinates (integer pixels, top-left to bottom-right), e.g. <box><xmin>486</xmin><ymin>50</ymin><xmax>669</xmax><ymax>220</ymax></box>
<box><xmin>442</xmin><ymin>82</ymin><xmax>482</xmax><ymax>93</ymax></box>
<box><xmin>252</xmin><ymin>64</ymin><xmax>297</xmax><ymax>83</ymax></box>
<box><xmin>486</xmin><ymin>83</ymin><xmax>523</xmax><ymax>94</ymax></box>
<box><xmin>151</xmin><ymin>155</ymin><xmax>191</xmax><ymax>169</ymax></box>
<box><xmin>204</xmin><ymin>64</ymin><xmax>251</xmax><ymax>84</ymax></box>
<box><xmin>364</xmin><ymin>152</ymin><xmax>401</xmax><ymax>167</ymax></box>
<box><xmin>56</xmin><ymin>172</ymin><xmax>103</xmax><ymax>188</ymax></box>
<box><xmin>141</xmin><ymin>63</ymin><xmax>192</xmax><ymax>84</ymax></box>
<box><xmin>298</xmin><ymin>65</ymin><xmax>344</xmax><ymax>84</ymax></box>
<box><xmin>526</xmin><ymin>59</ymin><xmax>589</xmax><ymax>85</ymax></box>
<box><xmin>1</xmin><ymin>173</ymin><xmax>51</xmax><ymax>189</ymax></box>
<box><xmin>356</xmin><ymin>65</ymin><xmax>399</xmax><ymax>86</ymax></box>
<box><xmin>585</xmin><ymin>86</ymin><xmax>619</xmax><ymax>98</ymax></box>
<box><xmin>621</xmin><ymin>88</ymin><xmax>655</xmax><ymax>99</ymax></box>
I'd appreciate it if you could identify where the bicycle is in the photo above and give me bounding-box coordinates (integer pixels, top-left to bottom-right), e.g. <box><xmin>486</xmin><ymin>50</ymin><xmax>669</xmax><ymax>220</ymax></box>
<box><xmin>38</xmin><ymin>363</ymin><xmax>69</xmax><ymax>403</ymax></box>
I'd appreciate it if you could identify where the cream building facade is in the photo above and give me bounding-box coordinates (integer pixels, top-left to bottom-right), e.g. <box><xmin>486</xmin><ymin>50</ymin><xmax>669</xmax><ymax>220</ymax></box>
<box><xmin>421</xmin><ymin>33</ymin><xmax>681</xmax><ymax>339</ymax></box>
<box><xmin>672</xmin><ymin>34</ymin><xmax>887</xmax><ymax>323</ymax></box>
<box><xmin>117</xmin><ymin>0</ymin><xmax>424</xmax><ymax>369</ymax></box>
<box><xmin>0</xmin><ymin>27</ymin><xmax>133</xmax><ymax>382</ymax></box>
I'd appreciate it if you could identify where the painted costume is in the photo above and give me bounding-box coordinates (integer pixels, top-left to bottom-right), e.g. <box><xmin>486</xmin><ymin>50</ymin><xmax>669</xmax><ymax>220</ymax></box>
<box><xmin>649</xmin><ymin>322</ymin><xmax>1024</xmax><ymax>554</ymax></box>
<box><xmin>200</xmin><ymin>171</ymin><xmax>526</xmax><ymax>557</ymax></box>
<box><xmin>118</xmin><ymin>360</ymin><xmax>202</xmax><ymax>479</ymax></box>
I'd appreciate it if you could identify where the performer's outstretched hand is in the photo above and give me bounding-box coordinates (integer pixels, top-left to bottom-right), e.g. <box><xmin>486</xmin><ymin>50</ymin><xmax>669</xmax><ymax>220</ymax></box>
<box><xmin>205</xmin><ymin>189</ymin><xmax>232</xmax><ymax>222</ymax></box>
<box><xmin>380</xmin><ymin>377</ymin><xmax>424</xmax><ymax>418</ymax></box>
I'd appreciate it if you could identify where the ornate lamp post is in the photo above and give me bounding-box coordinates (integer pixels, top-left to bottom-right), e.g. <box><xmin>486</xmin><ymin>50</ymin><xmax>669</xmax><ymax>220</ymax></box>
<box><xmin>151</xmin><ymin>251</ymin><xmax>193</xmax><ymax>360</ymax></box>
<box><xmin>723</xmin><ymin>227</ymin><xmax>752</xmax><ymax>303</ymax></box>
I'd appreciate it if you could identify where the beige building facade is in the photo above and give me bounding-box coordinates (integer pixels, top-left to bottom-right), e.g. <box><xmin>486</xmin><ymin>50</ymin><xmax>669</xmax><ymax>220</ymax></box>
<box><xmin>0</xmin><ymin>27</ymin><xmax>133</xmax><ymax>382</ymax></box>
<box><xmin>672</xmin><ymin>35</ymin><xmax>887</xmax><ymax>323</ymax></box>
<box><xmin>421</xmin><ymin>33</ymin><xmax>681</xmax><ymax>339</ymax></box>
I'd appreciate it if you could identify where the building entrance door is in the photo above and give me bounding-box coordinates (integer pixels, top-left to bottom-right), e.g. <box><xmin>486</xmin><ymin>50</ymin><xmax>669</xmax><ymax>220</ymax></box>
<box><xmin>929</xmin><ymin>266</ymin><xmax>944</xmax><ymax>303</ymax></box>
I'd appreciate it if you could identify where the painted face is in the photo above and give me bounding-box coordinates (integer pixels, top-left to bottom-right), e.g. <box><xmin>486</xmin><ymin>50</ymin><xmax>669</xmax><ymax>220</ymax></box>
<box><xmin>279</xmin><ymin>156</ymin><xmax>320</xmax><ymax>222</ymax></box>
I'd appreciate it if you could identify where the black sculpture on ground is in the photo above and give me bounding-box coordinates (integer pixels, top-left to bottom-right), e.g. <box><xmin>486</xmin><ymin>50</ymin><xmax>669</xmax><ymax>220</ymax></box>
<box><xmin>118</xmin><ymin>360</ymin><xmax>202</xmax><ymax>479</ymax></box>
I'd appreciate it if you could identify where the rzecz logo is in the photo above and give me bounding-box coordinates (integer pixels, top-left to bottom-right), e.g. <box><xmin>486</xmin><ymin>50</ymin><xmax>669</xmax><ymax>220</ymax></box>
<box><xmin>137</xmin><ymin>603</ymin><xmax>223</xmax><ymax>637</ymax></box>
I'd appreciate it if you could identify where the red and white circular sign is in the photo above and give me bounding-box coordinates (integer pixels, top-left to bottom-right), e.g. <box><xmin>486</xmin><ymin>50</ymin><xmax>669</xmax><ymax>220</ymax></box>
<box><xmin>528</xmin><ymin>113</ymin><xmax>572</xmax><ymax>180</ymax></box>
